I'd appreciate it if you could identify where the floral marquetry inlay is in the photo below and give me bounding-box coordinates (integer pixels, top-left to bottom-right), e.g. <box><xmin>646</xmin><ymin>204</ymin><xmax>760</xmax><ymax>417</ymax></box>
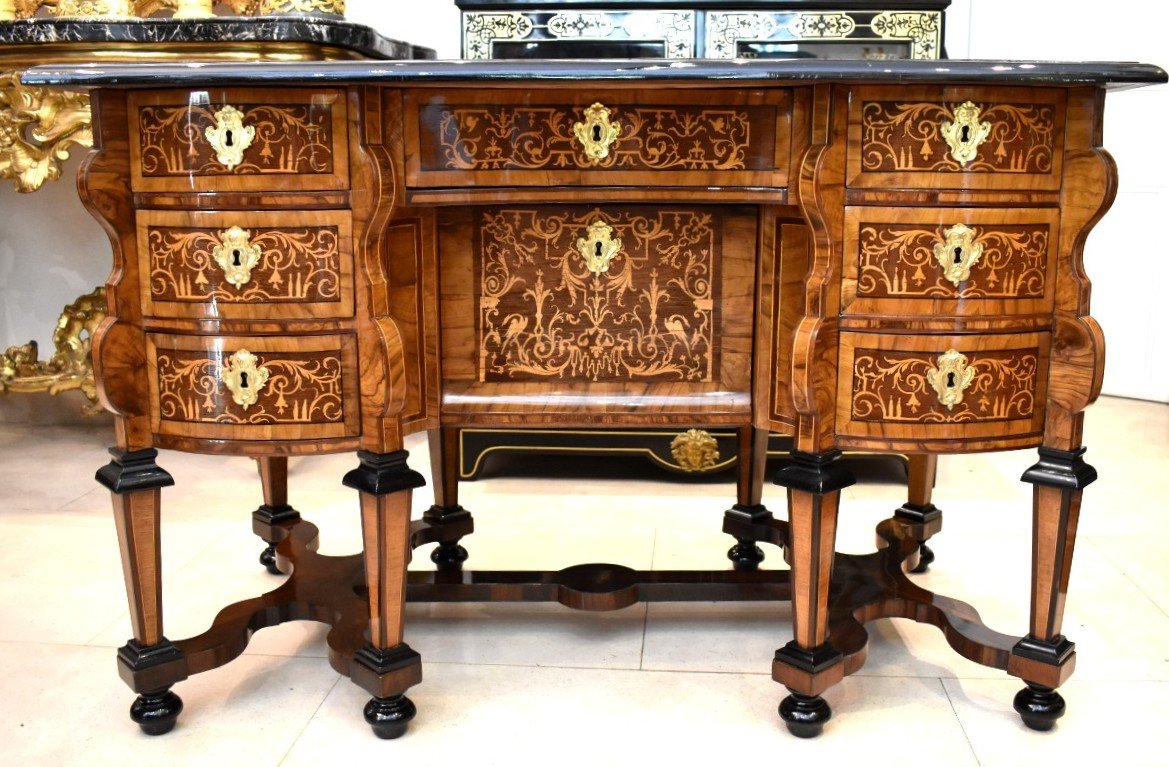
<box><xmin>427</xmin><ymin>103</ymin><xmax>770</xmax><ymax>173</ymax></box>
<box><xmin>851</xmin><ymin>348</ymin><xmax>1039</xmax><ymax>424</ymax></box>
<box><xmin>137</xmin><ymin>102</ymin><xmax>335</xmax><ymax>177</ymax></box>
<box><xmin>856</xmin><ymin>223</ymin><xmax>1049</xmax><ymax>299</ymax></box>
<box><xmin>477</xmin><ymin>207</ymin><xmax>720</xmax><ymax>383</ymax></box>
<box><xmin>156</xmin><ymin>348</ymin><xmax>345</xmax><ymax>426</ymax></box>
<box><xmin>859</xmin><ymin>101</ymin><xmax>1055</xmax><ymax>174</ymax></box>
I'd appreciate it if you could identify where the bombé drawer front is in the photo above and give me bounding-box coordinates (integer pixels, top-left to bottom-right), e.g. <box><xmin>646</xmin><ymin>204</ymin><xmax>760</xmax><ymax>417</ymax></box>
<box><xmin>128</xmin><ymin>88</ymin><xmax>350</xmax><ymax>193</ymax></box>
<box><xmin>136</xmin><ymin>209</ymin><xmax>355</xmax><ymax>322</ymax></box>
<box><xmin>146</xmin><ymin>333</ymin><xmax>361</xmax><ymax>443</ymax></box>
<box><xmin>837</xmin><ymin>331</ymin><xmax>1050</xmax><ymax>451</ymax></box>
<box><xmin>847</xmin><ymin>86</ymin><xmax>1065</xmax><ymax>191</ymax></box>
<box><xmin>438</xmin><ymin>204</ymin><xmax>757</xmax><ymax>418</ymax></box>
<box><xmin>842</xmin><ymin>206</ymin><xmax>1060</xmax><ymax>320</ymax></box>
<box><xmin>405</xmin><ymin>88</ymin><xmax>791</xmax><ymax>189</ymax></box>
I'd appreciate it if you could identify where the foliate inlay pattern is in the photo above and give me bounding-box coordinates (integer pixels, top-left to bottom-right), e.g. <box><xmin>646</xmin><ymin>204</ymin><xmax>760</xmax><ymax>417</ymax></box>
<box><xmin>429</xmin><ymin>104</ymin><xmax>766</xmax><ymax>172</ymax></box>
<box><xmin>137</xmin><ymin>102</ymin><xmax>335</xmax><ymax>177</ymax></box>
<box><xmin>871</xmin><ymin>12</ymin><xmax>942</xmax><ymax>59</ymax></box>
<box><xmin>856</xmin><ymin>223</ymin><xmax>1049</xmax><ymax>298</ymax></box>
<box><xmin>860</xmin><ymin>101</ymin><xmax>1055</xmax><ymax>174</ymax></box>
<box><xmin>477</xmin><ymin>207</ymin><xmax>719</xmax><ymax>383</ymax></box>
<box><xmin>156</xmin><ymin>348</ymin><xmax>344</xmax><ymax>425</ymax></box>
<box><xmin>147</xmin><ymin>225</ymin><xmax>342</xmax><ymax>303</ymax></box>
<box><xmin>851</xmin><ymin>348</ymin><xmax>1039</xmax><ymax>424</ymax></box>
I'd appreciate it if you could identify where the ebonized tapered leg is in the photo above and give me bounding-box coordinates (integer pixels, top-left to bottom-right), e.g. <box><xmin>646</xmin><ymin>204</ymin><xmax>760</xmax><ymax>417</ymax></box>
<box><xmin>724</xmin><ymin>426</ymin><xmax>773</xmax><ymax>572</ymax></box>
<box><xmin>895</xmin><ymin>454</ymin><xmax>942</xmax><ymax>573</ymax></box>
<box><xmin>772</xmin><ymin>450</ymin><xmax>854</xmax><ymax>737</ymax></box>
<box><xmin>1006</xmin><ymin>446</ymin><xmax>1095</xmax><ymax>731</ymax></box>
<box><xmin>425</xmin><ymin>428</ymin><xmax>474</xmax><ymax>571</ymax></box>
<box><xmin>344</xmin><ymin>451</ymin><xmax>427</xmax><ymax>738</ymax></box>
<box><xmin>97</xmin><ymin>448</ymin><xmax>188</xmax><ymax>735</ymax></box>
<box><xmin>253</xmin><ymin>456</ymin><xmax>301</xmax><ymax>575</ymax></box>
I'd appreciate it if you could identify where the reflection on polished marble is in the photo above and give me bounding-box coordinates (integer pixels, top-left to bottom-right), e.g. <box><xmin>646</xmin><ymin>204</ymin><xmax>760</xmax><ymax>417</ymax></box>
<box><xmin>0</xmin><ymin>395</ymin><xmax>1166</xmax><ymax>764</ymax></box>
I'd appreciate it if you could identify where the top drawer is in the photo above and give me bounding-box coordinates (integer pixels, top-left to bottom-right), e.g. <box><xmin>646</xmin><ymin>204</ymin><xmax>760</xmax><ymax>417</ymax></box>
<box><xmin>847</xmin><ymin>86</ymin><xmax>1065</xmax><ymax>191</ymax></box>
<box><xmin>404</xmin><ymin>88</ymin><xmax>791</xmax><ymax>188</ymax></box>
<box><xmin>129</xmin><ymin>88</ymin><xmax>349</xmax><ymax>193</ymax></box>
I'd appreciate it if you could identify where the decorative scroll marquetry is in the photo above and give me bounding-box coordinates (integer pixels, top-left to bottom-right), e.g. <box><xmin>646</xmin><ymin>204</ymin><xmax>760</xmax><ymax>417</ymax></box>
<box><xmin>706</xmin><ymin>12</ymin><xmax>779</xmax><ymax>57</ymax></box>
<box><xmin>851</xmin><ymin>348</ymin><xmax>1039</xmax><ymax>424</ymax></box>
<box><xmin>856</xmin><ymin>223</ymin><xmax>1049</xmax><ymax>298</ymax></box>
<box><xmin>137</xmin><ymin>102</ymin><xmax>335</xmax><ymax>178</ymax></box>
<box><xmin>430</xmin><ymin>103</ymin><xmax>763</xmax><ymax>172</ymax></box>
<box><xmin>548</xmin><ymin>12</ymin><xmax>613</xmax><ymax>38</ymax></box>
<box><xmin>462</xmin><ymin>10</ymin><xmax>694</xmax><ymax>60</ymax></box>
<box><xmin>147</xmin><ymin>224</ymin><xmax>342</xmax><ymax>304</ymax></box>
<box><xmin>477</xmin><ymin>207</ymin><xmax>719</xmax><ymax>383</ymax></box>
<box><xmin>0</xmin><ymin>70</ymin><xmax>92</xmax><ymax>193</ymax></box>
<box><xmin>706</xmin><ymin>10</ymin><xmax>942</xmax><ymax>59</ymax></box>
<box><xmin>156</xmin><ymin>347</ymin><xmax>345</xmax><ymax>425</ymax></box>
<box><xmin>788</xmin><ymin>12</ymin><xmax>856</xmax><ymax>38</ymax></box>
<box><xmin>872</xmin><ymin>11</ymin><xmax>942</xmax><ymax>59</ymax></box>
<box><xmin>463</xmin><ymin>12</ymin><xmax>534</xmax><ymax>59</ymax></box>
<box><xmin>859</xmin><ymin>101</ymin><xmax>1055</xmax><ymax>174</ymax></box>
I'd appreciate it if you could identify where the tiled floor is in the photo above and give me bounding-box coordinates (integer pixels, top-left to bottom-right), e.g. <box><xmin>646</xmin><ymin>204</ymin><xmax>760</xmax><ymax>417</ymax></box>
<box><xmin>1</xmin><ymin>396</ymin><xmax>1167</xmax><ymax>765</ymax></box>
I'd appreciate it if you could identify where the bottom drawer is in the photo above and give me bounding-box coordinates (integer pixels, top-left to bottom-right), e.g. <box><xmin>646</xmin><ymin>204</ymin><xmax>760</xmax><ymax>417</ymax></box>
<box><xmin>837</xmin><ymin>331</ymin><xmax>1049</xmax><ymax>451</ymax></box>
<box><xmin>146</xmin><ymin>333</ymin><xmax>360</xmax><ymax>442</ymax></box>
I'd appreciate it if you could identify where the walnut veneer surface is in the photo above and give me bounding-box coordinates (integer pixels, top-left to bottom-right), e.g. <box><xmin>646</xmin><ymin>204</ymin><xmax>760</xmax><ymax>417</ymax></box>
<box><xmin>23</xmin><ymin>58</ymin><xmax>1166</xmax><ymax>739</ymax></box>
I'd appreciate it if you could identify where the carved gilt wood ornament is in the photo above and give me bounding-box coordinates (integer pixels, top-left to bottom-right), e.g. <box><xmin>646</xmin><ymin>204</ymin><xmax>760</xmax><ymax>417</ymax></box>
<box><xmin>940</xmin><ymin>101</ymin><xmax>992</xmax><ymax>167</ymax></box>
<box><xmin>933</xmin><ymin>223</ymin><xmax>984</xmax><ymax>287</ymax></box>
<box><xmin>926</xmin><ymin>349</ymin><xmax>977</xmax><ymax>410</ymax></box>
<box><xmin>573</xmin><ymin>102</ymin><xmax>620</xmax><ymax>165</ymax></box>
<box><xmin>205</xmin><ymin>105</ymin><xmax>255</xmax><ymax>171</ymax></box>
<box><xmin>220</xmin><ymin>349</ymin><xmax>270</xmax><ymax>410</ymax></box>
<box><xmin>670</xmin><ymin>428</ymin><xmax>720</xmax><ymax>472</ymax></box>
<box><xmin>212</xmin><ymin>226</ymin><xmax>263</xmax><ymax>289</ymax></box>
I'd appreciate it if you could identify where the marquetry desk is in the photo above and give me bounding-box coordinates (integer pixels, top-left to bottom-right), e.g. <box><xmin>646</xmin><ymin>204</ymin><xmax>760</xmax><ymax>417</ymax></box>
<box><xmin>23</xmin><ymin>57</ymin><xmax>1166</xmax><ymax>740</ymax></box>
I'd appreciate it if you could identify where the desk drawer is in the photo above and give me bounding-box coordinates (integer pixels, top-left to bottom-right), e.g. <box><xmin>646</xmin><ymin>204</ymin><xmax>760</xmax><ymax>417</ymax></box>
<box><xmin>129</xmin><ymin>88</ymin><xmax>349</xmax><ymax>193</ymax></box>
<box><xmin>405</xmin><ymin>88</ymin><xmax>791</xmax><ymax>188</ymax></box>
<box><xmin>136</xmin><ymin>210</ymin><xmax>354</xmax><ymax>321</ymax></box>
<box><xmin>837</xmin><ymin>331</ymin><xmax>1049</xmax><ymax>449</ymax></box>
<box><xmin>146</xmin><ymin>333</ymin><xmax>360</xmax><ymax>442</ymax></box>
<box><xmin>847</xmin><ymin>86</ymin><xmax>1064</xmax><ymax>191</ymax></box>
<box><xmin>842</xmin><ymin>206</ymin><xmax>1059</xmax><ymax>319</ymax></box>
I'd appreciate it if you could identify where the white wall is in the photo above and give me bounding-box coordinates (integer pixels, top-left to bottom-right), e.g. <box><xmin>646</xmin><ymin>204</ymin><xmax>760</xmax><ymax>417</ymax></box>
<box><xmin>0</xmin><ymin>0</ymin><xmax>1165</xmax><ymax>425</ymax></box>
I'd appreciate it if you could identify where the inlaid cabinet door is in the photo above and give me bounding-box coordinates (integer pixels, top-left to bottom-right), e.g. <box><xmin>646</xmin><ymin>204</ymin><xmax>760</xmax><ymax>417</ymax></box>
<box><xmin>128</xmin><ymin>88</ymin><xmax>350</xmax><ymax>193</ymax></box>
<box><xmin>404</xmin><ymin>88</ymin><xmax>792</xmax><ymax>189</ymax></box>
<box><xmin>846</xmin><ymin>86</ymin><xmax>1066</xmax><ymax>191</ymax></box>
<box><xmin>842</xmin><ymin>206</ymin><xmax>1060</xmax><ymax>320</ymax></box>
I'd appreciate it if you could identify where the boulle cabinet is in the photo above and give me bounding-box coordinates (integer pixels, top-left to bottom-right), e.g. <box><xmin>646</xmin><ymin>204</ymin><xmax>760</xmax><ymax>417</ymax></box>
<box><xmin>23</xmin><ymin>56</ymin><xmax>1166</xmax><ymax>739</ymax></box>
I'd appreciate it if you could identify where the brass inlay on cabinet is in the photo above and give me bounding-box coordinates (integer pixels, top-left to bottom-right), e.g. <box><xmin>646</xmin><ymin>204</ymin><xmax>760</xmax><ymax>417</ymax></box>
<box><xmin>926</xmin><ymin>349</ymin><xmax>976</xmax><ymax>411</ymax></box>
<box><xmin>940</xmin><ymin>101</ymin><xmax>991</xmax><ymax>167</ymax></box>
<box><xmin>204</xmin><ymin>104</ymin><xmax>255</xmax><ymax>171</ymax></box>
<box><xmin>933</xmin><ymin>223</ymin><xmax>983</xmax><ymax>288</ymax></box>
<box><xmin>573</xmin><ymin>102</ymin><xmax>620</xmax><ymax>165</ymax></box>
<box><xmin>220</xmin><ymin>349</ymin><xmax>270</xmax><ymax>410</ymax></box>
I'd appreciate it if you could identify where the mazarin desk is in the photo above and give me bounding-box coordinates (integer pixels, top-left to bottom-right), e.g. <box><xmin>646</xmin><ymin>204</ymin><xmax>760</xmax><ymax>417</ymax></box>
<box><xmin>22</xmin><ymin>57</ymin><xmax>1167</xmax><ymax>740</ymax></box>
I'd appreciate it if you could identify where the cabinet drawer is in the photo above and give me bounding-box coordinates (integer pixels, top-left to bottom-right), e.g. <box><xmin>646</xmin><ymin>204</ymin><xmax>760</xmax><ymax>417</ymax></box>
<box><xmin>847</xmin><ymin>86</ymin><xmax>1064</xmax><ymax>191</ymax></box>
<box><xmin>437</xmin><ymin>204</ymin><xmax>757</xmax><ymax>419</ymax></box>
<box><xmin>147</xmin><ymin>333</ymin><xmax>360</xmax><ymax>442</ymax></box>
<box><xmin>129</xmin><ymin>88</ymin><xmax>349</xmax><ymax>193</ymax></box>
<box><xmin>837</xmin><ymin>331</ymin><xmax>1049</xmax><ymax>449</ymax></box>
<box><xmin>842</xmin><ymin>206</ymin><xmax>1060</xmax><ymax>319</ymax></box>
<box><xmin>136</xmin><ymin>210</ymin><xmax>354</xmax><ymax>321</ymax></box>
<box><xmin>405</xmin><ymin>88</ymin><xmax>791</xmax><ymax>188</ymax></box>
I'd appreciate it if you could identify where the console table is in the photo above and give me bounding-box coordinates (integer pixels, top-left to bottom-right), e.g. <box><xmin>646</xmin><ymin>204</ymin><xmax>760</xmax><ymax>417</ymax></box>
<box><xmin>24</xmin><ymin>57</ymin><xmax>1166</xmax><ymax>740</ymax></box>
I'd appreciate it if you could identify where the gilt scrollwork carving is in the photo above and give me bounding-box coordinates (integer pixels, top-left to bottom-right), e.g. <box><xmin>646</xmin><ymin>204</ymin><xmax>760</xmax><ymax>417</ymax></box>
<box><xmin>940</xmin><ymin>101</ymin><xmax>992</xmax><ymax>167</ymax></box>
<box><xmin>932</xmin><ymin>224</ymin><xmax>983</xmax><ymax>287</ymax></box>
<box><xmin>0</xmin><ymin>70</ymin><xmax>92</xmax><ymax>193</ymax></box>
<box><xmin>220</xmin><ymin>349</ymin><xmax>270</xmax><ymax>410</ymax></box>
<box><xmin>204</xmin><ymin>105</ymin><xmax>256</xmax><ymax>171</ymax></box>
<box><xmin>925</xmin><ymin>349</ymin><xmax>976</xmax><ymax>410</ymax></box>
<box><xmin>573</xmin><ymin>103</ymin><xmax>620</xmax><ymax>166</ymax></box>
<box><xmin>575</xmin><ymin>219</ymin><xmax>623</xmax><ymax>278</ymax></box>
<box><xmin>211</xmin><ymin>226</ymin><xmax>263</xmax><ymax>289</ymax></box>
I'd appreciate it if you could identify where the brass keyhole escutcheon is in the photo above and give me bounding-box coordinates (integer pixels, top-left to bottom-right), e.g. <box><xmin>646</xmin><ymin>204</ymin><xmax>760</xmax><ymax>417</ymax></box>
<box><xmin>220</xmin><ymin>349</ymin><xmax>270</xmax><ymax>410</ymax></box>
<box><xmin>933</xmin><ymin>223</ymin><xmax>983</xmax><ymax>288</ymax></box>
<box><xmin>940</xmin><ymin>101</ymin><xmax>992</xmax><ymax>167</ymax></box>
<box><xmin>212</xmin><ymin>226</ymin><xmax>263</xmax><ymax>289</ymax></box>
<box><xmin>926</xmin><ymin>349</ymin><xmax>976</xmax><ymax>411</ymax></box>
<box><xmin>576</xmin><ymin>219</ymin><xmax>623</xmax><ymax>278</ymax></box>
<box><xmin>205</xmin><ymin>105</ymin><xmax>255</xmax><ymax>171</ymax></box>
<box><xmin>573</xmin><ymin>103</ymin><xmax>620</xmax><ymax>166</ymax></box>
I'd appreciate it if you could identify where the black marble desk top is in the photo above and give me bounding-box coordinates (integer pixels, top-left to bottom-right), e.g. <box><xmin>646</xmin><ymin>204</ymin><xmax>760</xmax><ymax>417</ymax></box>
<box><xmin>0</xmin><ymin>18</ymin><xmax>434</xmax><ymax>61</ymax></box>
<box><xmin>22</xmin><ymin>58</ymin><xmax>1168</xmax><ymax>90</ymax></box>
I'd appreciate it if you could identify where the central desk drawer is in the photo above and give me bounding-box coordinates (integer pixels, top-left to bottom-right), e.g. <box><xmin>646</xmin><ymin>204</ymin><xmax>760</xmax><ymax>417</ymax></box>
<box><xmin>405</xmin><ymin>88</ymin><xmax>791</xmax><ymax>188</ymax></box>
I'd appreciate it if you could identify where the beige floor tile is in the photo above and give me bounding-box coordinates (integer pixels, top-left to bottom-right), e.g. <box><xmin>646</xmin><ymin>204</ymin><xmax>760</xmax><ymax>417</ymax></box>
<box><xmin>944</xmin><ymin>678</ymin><xmax>1169</xmax><ymax>766</ymax></box>
<box><xmin>282</xmin><ymin>664</ymin><xmax>976</xmax><ymax>767</ymax></box>
<box><xmin>0</xmin><ymin>425</ymin><xmax>111</xmax><ymax>512</ymax></box>
<box><xmin>1090</xmin><ymin>534</ymin><xmax>1169</xmax><ymax>617</ymax></box>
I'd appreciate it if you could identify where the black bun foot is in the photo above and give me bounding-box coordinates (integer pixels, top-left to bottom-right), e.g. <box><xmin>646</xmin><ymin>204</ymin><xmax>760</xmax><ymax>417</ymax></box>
<box><xmin>909</xmin><ymin>543</ymin><xmax>936</xmax><ymax>574</ymax></box>
<box><xmin>364</xmin><ymin>694</ymin><xmax>416</xmax><ymax>739</ymax></box>
<box><xmin>258</xmin><ymin>544</ymin><xmax>282</xmax><ymax>575</ymax></box>
<box><xmin>130</xmin><ymin>689</ymin><xmax>183</xmax><ymax>736</ymax></box>
<box><xmin>728</xmin><ymin>539</ymin><xmax>765</xmax><ymax>572</ymax></box>
<box><xmin>431</xmin><ymin>542</ymin><xmax>469</xmax><ymax>571</ymax></box>
<box><xmin>1014</xmin><ymin>684</ymin><xmax>1065</xmax><ymax>732</ymax></box>
<box><xmin>779</xmin><ymin>693</ymin><xmax>831</xmax><ymax>738</ymax></box>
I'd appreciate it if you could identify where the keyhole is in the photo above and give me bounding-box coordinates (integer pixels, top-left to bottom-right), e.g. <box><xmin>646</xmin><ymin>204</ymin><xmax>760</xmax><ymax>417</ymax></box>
<box><xmin>592</xmin><ymin>124</ymin><xmax>602</xmax><ymax>142</ymax></box>
<box><xmin>960</xmin><ymin>124</ymin><xmax>970</xmax><ymax>143</ymax></box>
<box><xmin>225</xmin><ymin>129</ymin><xmax>234</xmax><ymax>147</ymax></box>
<box><xmin>953</xmin><ymin>246</ymin><xmax>962</xmax><ymax>265</ymax></box>
<box><xmin>232</xmin><ymin>248</ymin><xmax>242</xmax><ymax>267</ymax></box>
<box><xmin>946</xmin><ymin>372</ymin><xmax>956</xmax><ymax>388</ymax></box>
<box><xmin>594</xmin><ymin>241</ymin><xmax>603</xmax><ymax>257</ymax></box>
<box><xmin>240</xmin><ymin>372</ymin><xmax>249</xmax><ymax>389</ymax></box>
